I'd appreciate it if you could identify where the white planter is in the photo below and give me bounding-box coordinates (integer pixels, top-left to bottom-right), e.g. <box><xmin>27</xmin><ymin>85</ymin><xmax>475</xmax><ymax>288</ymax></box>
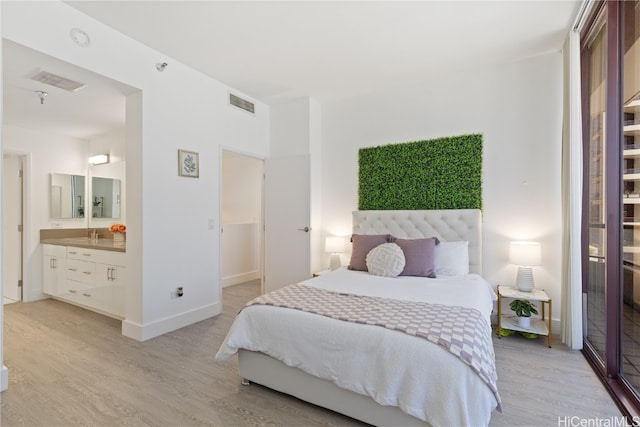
<box><xmin>518</xmin><ymin>316</ymin><xmax>531</xmax><ymax>329</ymax></box>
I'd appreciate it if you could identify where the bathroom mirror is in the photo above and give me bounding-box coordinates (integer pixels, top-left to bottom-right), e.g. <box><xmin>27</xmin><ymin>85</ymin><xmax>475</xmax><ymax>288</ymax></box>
<box><xmin>50</xmin><ymin>173</ymin><xmax>86</xmax><ymax>218</ymax></box>
<box><xmin>91</xmin><ymin>177</ymin><xmax>121</xmax><ymax>219</ymax></box>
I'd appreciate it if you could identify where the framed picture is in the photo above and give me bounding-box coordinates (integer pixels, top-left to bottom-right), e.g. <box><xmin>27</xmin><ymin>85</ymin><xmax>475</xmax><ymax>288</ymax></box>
<box><xmin>178</xmin><ymin>149</ymin><xmax>199</xmax><ymax>178</ymax></box>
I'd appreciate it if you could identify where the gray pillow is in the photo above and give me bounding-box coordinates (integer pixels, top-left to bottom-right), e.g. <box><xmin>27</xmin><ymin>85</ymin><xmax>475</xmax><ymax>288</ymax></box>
<box><xmin>348</xmin><ymin>234</ymin><xmax>395</xmax><ymax>271</ymax></box>
<box><xmin>394</xmin><ymin>237</ymin><xmax>439</xmax><ymax>278</ymax></box>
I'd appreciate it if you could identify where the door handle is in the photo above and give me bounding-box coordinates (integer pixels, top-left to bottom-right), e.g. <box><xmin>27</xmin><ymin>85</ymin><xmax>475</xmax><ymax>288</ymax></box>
<box><xmin>298</xmin><ymin>227</ymin><xmax>311</xmax><ymax>233</ymax></box>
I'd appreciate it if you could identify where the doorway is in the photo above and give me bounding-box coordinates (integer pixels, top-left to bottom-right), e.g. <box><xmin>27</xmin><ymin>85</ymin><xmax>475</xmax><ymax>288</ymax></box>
<box><xmin>2</xmin><ymin>153</ymin><xmax>25</xmax><ymax>304</ymax></box>
<box><xmin>220</xmin><ymin>150</ymin><xmax>264</xmax><ymax>289</ymax></box>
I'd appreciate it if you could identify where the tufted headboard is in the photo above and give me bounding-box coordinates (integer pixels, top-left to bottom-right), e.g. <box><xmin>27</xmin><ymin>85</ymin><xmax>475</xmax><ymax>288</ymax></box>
<box><xmin>352</xmin><ymin>209</ymin><xmax>482</xmax><ymax>275</ymax></box>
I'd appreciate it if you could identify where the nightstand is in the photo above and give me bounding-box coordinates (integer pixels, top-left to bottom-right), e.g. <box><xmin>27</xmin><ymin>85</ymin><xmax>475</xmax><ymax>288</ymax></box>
<box><xmin>497</xmin><ymin>285</ymin><xmax>552</xmax><ymax>348</ymax></box>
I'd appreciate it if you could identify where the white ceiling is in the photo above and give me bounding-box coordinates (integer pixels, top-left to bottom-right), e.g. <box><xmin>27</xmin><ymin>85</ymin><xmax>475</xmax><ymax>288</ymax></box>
<box><xmin>3</xmin><ymin>40</ymin><xmax>135</xmax><ymax>139</ymax></box>
<box><xmin>3</xmin><ymin>1</ymin><xmax>581</xmax><ymax>139</ymax></box>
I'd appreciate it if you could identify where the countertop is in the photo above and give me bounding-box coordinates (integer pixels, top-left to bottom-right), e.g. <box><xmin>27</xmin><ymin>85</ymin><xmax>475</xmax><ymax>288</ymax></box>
<box><xmin>41</xmin><ymin>237</ymin><xmax>126</xmax><ymax>253</ymax></box>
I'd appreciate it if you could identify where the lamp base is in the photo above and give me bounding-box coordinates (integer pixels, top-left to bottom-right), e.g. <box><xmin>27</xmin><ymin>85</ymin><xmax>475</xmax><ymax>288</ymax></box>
<box><xmin>329</xmin><ymin>254</ymin><xmax>341</xmax><ymax>271</ymax></box>
<box><xmin>515</xmin><ymin>266</ymin><xmax>534</xmax><ymax>292</ymax></box>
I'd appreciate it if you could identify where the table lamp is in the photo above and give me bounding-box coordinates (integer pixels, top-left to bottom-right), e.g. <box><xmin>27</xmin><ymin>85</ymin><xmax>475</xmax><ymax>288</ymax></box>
<box><xmin>509</xmin><ymin>241</ymin><xmax>541</xmax><ymax>292</ymax></box>
<box><xmin>325</xmin><ymin>236</ymin><xmax>345</xmax><ymax>270</ymax></box>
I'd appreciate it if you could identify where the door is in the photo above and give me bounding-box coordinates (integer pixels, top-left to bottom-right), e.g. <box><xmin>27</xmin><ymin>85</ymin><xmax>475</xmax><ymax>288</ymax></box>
<box><xmin>2</xmin><ymin>154</ymin><xmax>23</xmax><ymax>302</ymax></box>
<box><xmin>264</xmin><ymin>154</ymin><xmax>311</xmax><ymax>293</ymax></box>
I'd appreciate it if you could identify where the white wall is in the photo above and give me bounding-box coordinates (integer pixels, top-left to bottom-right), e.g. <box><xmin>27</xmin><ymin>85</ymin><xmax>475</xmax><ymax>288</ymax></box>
<box><xmin>2</xmin><ymin>1</ymin><xmax>270</xmax><ymax>341</ymax></box>
<box><xmin>0</xmin><ymin>2</ymin><xmax>7</xmax><ymax>392</ymax></box>
<box><xmin>3</xmin><ymin>125</ymin><xmax>88</xmax><ymax>302</ymax></box>
<box><xmin>321</xmin><ymin>53</ymin><xmax>563</xmax><ymax>322</ymax></box>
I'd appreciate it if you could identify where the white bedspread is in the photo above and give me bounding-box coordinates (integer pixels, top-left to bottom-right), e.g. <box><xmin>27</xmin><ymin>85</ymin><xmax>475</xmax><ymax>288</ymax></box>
<box><xmin>216</xmin><ymin>268</ymin><xmax>500</xmax><ymax>427</ymax></box>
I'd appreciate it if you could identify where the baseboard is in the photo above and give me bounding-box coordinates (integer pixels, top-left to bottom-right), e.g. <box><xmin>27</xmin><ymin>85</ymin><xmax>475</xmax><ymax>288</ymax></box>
<box><xmin>122</xmin><ymin>302</ymin><xmax>221</xmax><ymax>341</ymax></box>
<box><xmin>222</xmin><ymin>271</ymin><xmax>260</xmax><ymax>288</ymax></box>
<box><xmin>1</xmin><ymin>365</ymin><xmax>8</xmax><ymax>391</ymax></box>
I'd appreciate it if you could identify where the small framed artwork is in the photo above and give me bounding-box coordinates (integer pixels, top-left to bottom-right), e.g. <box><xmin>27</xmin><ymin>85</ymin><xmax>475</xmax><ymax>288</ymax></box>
<box><xmin>178</xmin><ymin>149</ymin><xmax>199</xmax><ymax>178</ymax></box>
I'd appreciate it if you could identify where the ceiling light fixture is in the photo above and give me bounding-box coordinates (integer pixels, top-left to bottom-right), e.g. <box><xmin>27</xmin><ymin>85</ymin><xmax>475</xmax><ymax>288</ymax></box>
<box><xmin>88</xmin><ymin>154</ymin><xmax>109</xmax><ymax>165</ymax></box>
<box><xmin>35</xmin><ymin>90</ymin><xmax>48</xmax><ymax>105</ymax></box>
<box><xmin>156</xmin><ymin>62</ymin><xmax>168</xmax><ymax>72</ymax></box>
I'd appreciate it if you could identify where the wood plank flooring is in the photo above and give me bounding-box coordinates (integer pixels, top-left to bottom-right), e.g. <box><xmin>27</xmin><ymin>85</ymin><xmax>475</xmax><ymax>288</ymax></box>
<box><xmin>0</xmin><ymin>280</ymin><xmax>623</xmax><ymax>426</ymax></box>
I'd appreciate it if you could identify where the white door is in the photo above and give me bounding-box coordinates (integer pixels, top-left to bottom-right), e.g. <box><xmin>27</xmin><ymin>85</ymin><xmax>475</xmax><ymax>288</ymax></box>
<box><xmin>264</xmin><ymin>154</ymin><xmax>311</xmax><ymax>293</ymax></box>
<box><xmin>3</xmin><ymin>154</ymin><xmax>23</xmax><ymax>302</ymax></box>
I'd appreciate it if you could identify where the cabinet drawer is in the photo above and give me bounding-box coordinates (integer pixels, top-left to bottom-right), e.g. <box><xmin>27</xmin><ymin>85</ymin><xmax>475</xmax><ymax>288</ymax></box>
<box><xmin>93</xmin><ymin>251</ymin><xmax>126</xmax><ymax>267</ymax></box>
<box><xmin>43</xmin><ymin>244</ymin><xmax>67</xmax><ymax>258</ymax></box>
<box><xmin>67</xmin><ymin>246</ymin><xmax>95</xmax><ymax>261</ymax></box>
<box><xmin>66</xmin><ymin>259</ymin><xmax>95</xmax><ymax>284</ymax></box>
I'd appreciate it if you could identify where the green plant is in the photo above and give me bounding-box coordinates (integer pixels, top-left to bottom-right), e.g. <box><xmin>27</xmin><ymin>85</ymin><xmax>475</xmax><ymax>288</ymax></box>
<box><xmin>509</xmin><ymin>299</ymin><xmax>539</xmax><ymax>318</ymax></box>
<box><xmin>358</xmin><ymin>134</ymin><xmax>483</xmax><ymax>211</ymax></box>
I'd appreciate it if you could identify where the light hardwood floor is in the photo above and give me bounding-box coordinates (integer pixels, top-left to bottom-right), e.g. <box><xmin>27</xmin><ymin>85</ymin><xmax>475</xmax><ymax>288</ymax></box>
<box><xmin>0</xmin><ymin>281</ymin><xmax>623</xmax><ymax>426</ymax></box>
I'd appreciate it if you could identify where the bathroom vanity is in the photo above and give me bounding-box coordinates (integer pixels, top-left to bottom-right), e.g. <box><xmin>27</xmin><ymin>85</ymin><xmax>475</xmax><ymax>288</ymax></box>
<box><xmin>41</xmin><ymin>231</ymin><xmax>126</xmax><ymax>319</ymax></box>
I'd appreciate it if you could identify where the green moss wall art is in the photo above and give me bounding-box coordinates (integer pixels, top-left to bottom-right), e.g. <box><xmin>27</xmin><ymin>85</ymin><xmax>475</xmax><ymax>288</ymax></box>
<box><xmin>358</xmin><ymin>134</ymin><xmax>483</xmax><ymax>210</ymax></box>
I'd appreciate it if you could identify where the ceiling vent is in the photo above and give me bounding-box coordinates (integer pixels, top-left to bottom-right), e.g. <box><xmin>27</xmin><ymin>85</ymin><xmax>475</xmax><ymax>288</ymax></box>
<box><xmin>29</xmin><ymin>71</ymin><xmax>86</xmax><ymax>92</ymax></box>
<box><xmin>229</xmin><ymin>93</ymin><xmax>255</xmax><ymax>114</ymax></box>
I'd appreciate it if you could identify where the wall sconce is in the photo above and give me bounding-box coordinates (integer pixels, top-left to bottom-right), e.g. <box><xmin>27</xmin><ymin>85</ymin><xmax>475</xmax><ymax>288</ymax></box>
<box><xmin>325</xmin><ymin>236</ymin><xmax>345</xmax><ymax>271</ymax></box>
<box><xmin>509</xmin><ymin>241</ymin><xmax>542</xmax><ymax>292</ymax></box>
<box><xmin>88</xmin><ymin>154</ymin><xmax>109</xmax><ymax>165</ymax></box>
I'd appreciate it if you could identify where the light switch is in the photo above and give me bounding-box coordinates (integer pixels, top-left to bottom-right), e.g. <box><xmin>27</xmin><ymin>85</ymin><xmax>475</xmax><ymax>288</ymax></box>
<box><xmin>208</xmin><ymin>219</ymin><xmax>215</xmax><ymax>230</ymax></box>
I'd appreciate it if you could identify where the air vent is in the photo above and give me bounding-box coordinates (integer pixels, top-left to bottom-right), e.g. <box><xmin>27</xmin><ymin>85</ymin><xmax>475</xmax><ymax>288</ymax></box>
<box><xmin>229</xmin><ymin>93</ymin><xmax>255</xmax><ymax>114</ymax></box>
<box><xmin>30</xmin><ymin>71</ymin><xmax>85</xmax><ymax>92</ymax></box>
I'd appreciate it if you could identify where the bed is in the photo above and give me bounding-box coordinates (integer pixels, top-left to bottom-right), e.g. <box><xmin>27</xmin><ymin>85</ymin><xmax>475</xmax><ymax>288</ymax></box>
<box><xmin>216</xmin><ymin>209</ymin><xmax>501</xmax><ymax>427</ymax></box>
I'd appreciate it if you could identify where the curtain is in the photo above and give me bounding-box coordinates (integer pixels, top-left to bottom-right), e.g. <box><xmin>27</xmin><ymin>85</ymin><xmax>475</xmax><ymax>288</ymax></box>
<box><xmin>561</xmin><ymin>30</ymin><xmax>584</xmax><ymax>350</ymax></box>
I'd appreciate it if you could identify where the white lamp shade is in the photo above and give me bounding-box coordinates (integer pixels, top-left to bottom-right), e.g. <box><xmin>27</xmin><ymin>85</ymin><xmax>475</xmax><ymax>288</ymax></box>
<box><xmin>325</xmin><ymin>236</ymin><xmax>345</xmax><ymax>253</ymax></box>
<box><xmin>509</xmin><ymin>241</ymin><xmax>541</xmax><ymax>266</ymax></box>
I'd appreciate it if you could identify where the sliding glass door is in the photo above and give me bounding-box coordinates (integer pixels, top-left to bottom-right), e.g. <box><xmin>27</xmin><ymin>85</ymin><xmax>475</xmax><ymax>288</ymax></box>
<box><xmin>621</xmin><ymin>0</ymin><xmax>640</xmax><ymax>395</ymax></box>
<box><xmin>582</xmin><ymin>1</ymin><xmax>640</xmax><ymax>416</ymax></box>
<box><xmin>585</xmin><ymin>14</ymin><xmax>608</xmax><ymax>366</ymax></box>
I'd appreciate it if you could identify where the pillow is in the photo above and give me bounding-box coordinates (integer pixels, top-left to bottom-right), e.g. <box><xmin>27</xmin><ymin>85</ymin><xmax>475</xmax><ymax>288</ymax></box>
<box><xmin>434</xmin><ymin>241</ymin><xmax>469</xmax><ymax>276</ymax></box>
<box><xmin>394</xmin><ymin>237</ymin><xmax>439</xmax><ymax>278</ymax></box>
<box><xmin>365</xmin><ymin>243</ymin><xmax>406</xmax><ymax>277</ymax></box>
<box><xmin>348</xmin><ymin>234</ymin><xmax>395</xmax><ymax>271</ymax></box>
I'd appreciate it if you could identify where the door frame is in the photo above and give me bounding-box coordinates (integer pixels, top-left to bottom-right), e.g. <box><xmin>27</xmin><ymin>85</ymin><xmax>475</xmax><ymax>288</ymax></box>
<box><xmin>2</xmin><ymin>151</ymin><xmax>29</xmax><ymax>303</ymax></box>
<box><xmin>219</xmin><ymin>146</ymin><xmax>265</xmax><ymax>297</ymax></box>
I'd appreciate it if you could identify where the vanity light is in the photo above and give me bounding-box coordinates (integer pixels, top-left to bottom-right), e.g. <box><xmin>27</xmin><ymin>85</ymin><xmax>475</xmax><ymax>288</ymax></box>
<box><xmin>88</xmin><ymin>154</ymin><xmax>109</xmax><ymax>165</ymax></box>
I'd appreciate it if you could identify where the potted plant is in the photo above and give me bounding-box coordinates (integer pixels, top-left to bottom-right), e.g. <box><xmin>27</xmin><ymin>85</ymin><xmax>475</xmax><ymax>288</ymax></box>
<box><xmin>509</xmin><ymin>299</ymin><xmax>539</xmax><ymax>329</ymax></box>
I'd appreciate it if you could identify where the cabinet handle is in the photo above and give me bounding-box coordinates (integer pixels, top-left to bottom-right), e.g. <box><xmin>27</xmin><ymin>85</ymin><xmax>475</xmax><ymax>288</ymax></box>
<box><xmin>68</xmin><ymin>289</ymin><xmax>77</xmax><ymax>293</ymax></box>
<box><xmin>82</xmin><ymin>293</ymin><xmax>91</xmax><ymax>297</ymax></box>
<box><xmin>69</xmin><ymin>251</ymin><xmax>77</xmax><ymax>255</ymax></box>
<box><xmin>82</xmin><ymin>271</ymin><xmax>92</xmax><ymax>275</ymax></box>
<box><xmin>68</xmin><ymin>268</ymin><xmax>77</xmax><ymax>272</ymax></box>
<box><xmin>111</xmin><ymin>268</ymin><xmax>116</xmax><ymax>281</ymax></box>
<box><xmin>107</xmin><ymin>267</ymin><xmax>112</xmax><ymax>281</ymax></box>
<box><xmin>82</xmin><ymin>254</ymin><xmax>91</xmax><ymax>257</ymax></box>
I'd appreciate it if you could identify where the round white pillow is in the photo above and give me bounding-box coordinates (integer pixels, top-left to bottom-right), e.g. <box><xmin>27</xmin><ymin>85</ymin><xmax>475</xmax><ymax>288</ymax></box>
<box><xmin>366</xmin><ymin>243</ymin><xmax>406</xmax><ymax>277</ymax></box>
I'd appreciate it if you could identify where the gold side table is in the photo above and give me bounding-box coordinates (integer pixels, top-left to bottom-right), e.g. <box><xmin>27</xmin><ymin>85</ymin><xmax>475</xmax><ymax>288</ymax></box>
<box><xmin>497</xmin><ymin>285</ymin><xmax>552</xmax><ymax>348</ymax></box>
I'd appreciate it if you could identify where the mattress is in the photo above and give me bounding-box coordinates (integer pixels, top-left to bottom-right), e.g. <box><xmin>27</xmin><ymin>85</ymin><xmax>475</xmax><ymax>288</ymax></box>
<box><xmin>216</xmin><ymin>268</ymin><xmax>500</xmax><ymax>427</ymax></box>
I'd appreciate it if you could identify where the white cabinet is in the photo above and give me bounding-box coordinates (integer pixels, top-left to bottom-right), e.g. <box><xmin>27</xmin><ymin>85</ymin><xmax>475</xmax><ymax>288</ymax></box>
<box><xmin>94</xmin><ymin>251</ymin><xmax>126</xmax><ymax>318</ymax></box>
<box><xmin>42</xmin><ymin>244</ymin><xmax>126</xmax><ymax>319</ymax></box>
<box><xmin>42</xmin><ymin>244</ymin><xmax>67</xmax><ymax>295</ymax></box>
